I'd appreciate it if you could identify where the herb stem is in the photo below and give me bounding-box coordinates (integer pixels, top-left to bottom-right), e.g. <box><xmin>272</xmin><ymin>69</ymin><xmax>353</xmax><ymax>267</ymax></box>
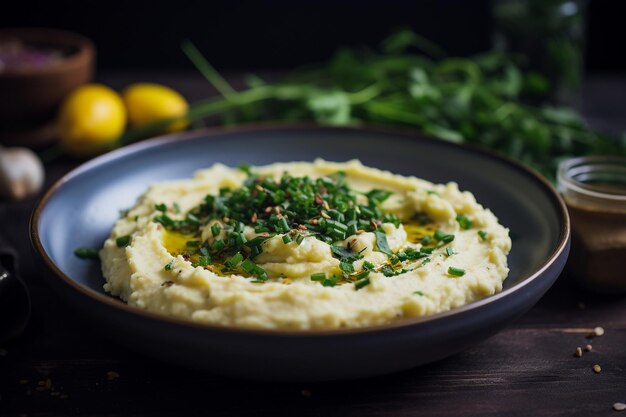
<box><xmin>181</xmin><ymin>40</ymin><xmax>237</xmax><ymax>99</ymax></box>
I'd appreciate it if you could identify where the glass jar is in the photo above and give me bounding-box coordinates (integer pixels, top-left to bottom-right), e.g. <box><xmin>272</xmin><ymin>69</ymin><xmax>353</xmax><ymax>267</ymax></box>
<box><xmin>557</xmin><ymin>156</ymin><xmax>626</xmax><ymax>293</ymax></box>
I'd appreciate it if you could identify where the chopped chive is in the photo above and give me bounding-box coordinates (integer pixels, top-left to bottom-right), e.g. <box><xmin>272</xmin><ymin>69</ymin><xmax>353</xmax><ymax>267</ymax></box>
<box><xmin>173</xmin><ymin>202</ymin><xmax>181</xmax><ymax>214</ymax></box>
<box><xmin>186</xmin><ymin>240</ymin><xmax>200</xmax><ymax>247</ymax></box>
<box><xmin>456</xmin><ymin>214</ymin><xmax>473</xmax><ymax>230</ymax></box>
<box><xmin>277</xmin><ymin>217</ymin><xmax>290</xmax><ymax>233</ymax></box>
<box><xmin>154</xmin><ymin>214</ymin><xmax>175</xmax><ymax>227</ymax></box>
<box><xmin>445</xmin><ymin>246</ymin><xmax>456</xmax><ymax>257</ymax></box>
<box><xmin>282</xmin><ymin>234</ymin><xmax>292</xmax><ymax>244</ymax></box>
<box><xmin>155</xmin><ymin>203</ymin><xmax>167</xmax><ymax>212</ymax></box>
<box><xmin>422</xmin><ymin>258</ymin><xmax>431</xmax><ymax>265</ymax></box>
<box><xmin>310</xmin><ymin>272</ymin><xmax>326</xmax><ymax>282</ymax></box>
<box><xmin>434</xmin><ymin>230</ymin><xmax>455</xmax><ymax>244</ymax></box>
<box><xmin>241</xmin><ymin>259</ymin><xmax>256</xmax><ymax>273</ymax></box>
<box><xmin>478</xmin><ymin>230</ymin><xmax>488</xmax><ymax>241</ymax></box>
<box><xmin>199</xmin><ymin>255</ymin><xmax>211</xmax><ymax>266</ymax></box>
<box><xmin>212</xmin><ymin>239</ymin><xmax>225</xmax><ymax>251</ymax></box>
<box><xmin>164</xmin><ymin>259</ymin><xmax>175</xmax><ymax>271</ymax></box>
<box><xmin>365</xmin><ymin>189</ymin><xmax>393</xmax><ymax>205</ymax></box>
<box><xmin>426</xmin><ymin>190</ymin><xmax>439</xmax><ymax>196</ymax></box>
<box><xmin>211</xmin><ymin>223</ymin><xmax>221</xmax><ymax>237</ymax></box>
<box><xmin>322</xmin><ymin>276</ymin><xmax>338</xmax><ymax>287</ymax></box>
<box><xmin>448</xmin><ymin>266</ymin><xmax>466</xmax><ymax>276</ymax></box>
<box><xmin>362</xmin><ymin>260</ymin><xmax>375</xmax><ymax>270</ymax></box>
<box><xmin>355</xmin><ymin>277</ymin><xmax>371</xmax><ymax>290</ymax></box>
<box><xmin>413</xmin><ymin>290</ymin><xmax>425</xmax><ymax>296</ymax></box>
<box><xmin>420</xmin><ymin>235</ymin><xmax>432</xmax><ymax>245</ymax></box>
<box><xmin>224</xmin><ymin>252</ymin><xmax>244</xmax><ymax>269</ymax></box>
<box><xmin>116</xmin><ymin>235</ymin><xmax>131</xmax><ymax>247</ymax></box>
<box><xmin>74</xmin><ymin>247</ymin><xmax>99</xmax><ymax>260</ymax></box>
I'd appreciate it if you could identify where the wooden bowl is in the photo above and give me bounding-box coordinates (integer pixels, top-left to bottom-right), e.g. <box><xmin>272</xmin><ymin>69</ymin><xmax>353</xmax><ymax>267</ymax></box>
<box><xmin>0</xmin><ymin>28</ymin><xmax>95</xmax><ymax>146</ymax></box>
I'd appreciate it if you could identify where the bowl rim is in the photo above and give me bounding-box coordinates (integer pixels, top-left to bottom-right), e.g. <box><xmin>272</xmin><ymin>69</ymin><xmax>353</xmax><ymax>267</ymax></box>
<box><xmin>30</xmin><ymin>123</ymin><xmax>571</xmax><ymax>337</ymax></box>
<box><xmin>0</xmin><ymin>28</ymin><xmax>94</xmax><ymax>77</ymax></box>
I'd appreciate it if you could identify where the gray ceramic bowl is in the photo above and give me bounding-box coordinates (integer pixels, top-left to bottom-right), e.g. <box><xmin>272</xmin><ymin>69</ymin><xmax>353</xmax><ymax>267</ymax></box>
<box><xmin>31</xmin><ymin>125</ymin><xmax>570</xmax><ymax>381</ymax></box>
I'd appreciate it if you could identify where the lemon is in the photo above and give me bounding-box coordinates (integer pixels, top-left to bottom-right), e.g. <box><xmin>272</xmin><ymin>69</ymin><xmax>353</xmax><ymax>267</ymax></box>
<box><xmin>57</xmin><ymin>84</ymin><xmax>127</xmax><ymax>157</ymax></box>
<box><xmin>122</xmin><ymin>83</ymin><xmax>189</xmax><ymax>133</ymax></box>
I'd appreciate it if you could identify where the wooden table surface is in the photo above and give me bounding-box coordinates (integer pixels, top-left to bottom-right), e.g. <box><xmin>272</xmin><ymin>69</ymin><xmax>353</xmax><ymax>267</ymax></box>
<box><xmin>1</xmin><ymin>73</ymin><xmax>625</xmax><ymax>417</ymax></box>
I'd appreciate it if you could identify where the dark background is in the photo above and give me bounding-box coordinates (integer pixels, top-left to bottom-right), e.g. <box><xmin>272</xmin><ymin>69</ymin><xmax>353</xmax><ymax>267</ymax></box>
<box><xmin>1</xmin><ymin>0</ymin><xmax>624</xmax><ymax>73</ymax></box>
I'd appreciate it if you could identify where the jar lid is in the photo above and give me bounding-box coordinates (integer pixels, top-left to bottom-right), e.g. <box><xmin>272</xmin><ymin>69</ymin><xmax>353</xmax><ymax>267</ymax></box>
<box><xmin>558</xmin><ymin>156</ymin><xmax>626</xmax><ymax>211</ymax></box>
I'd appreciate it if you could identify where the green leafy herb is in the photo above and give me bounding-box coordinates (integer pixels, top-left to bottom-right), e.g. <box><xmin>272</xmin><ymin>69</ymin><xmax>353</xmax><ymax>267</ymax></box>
<box><xmin>74</xmin><ymin>247</ymin><xmax>99</xmax><ymax>260</ymax></box>
<box><xmin>478</xmin><ymin>230</ymin><xmax>488</xmax><ymax>241</ymax></box>
<box><xmin>339</xmin><ymin>261</ymin><xmax>355</xmax><ymax>275</ymax></box>
<box><xmin>362</xmin><ymin>260</ymin><xmax>375</xmax><ymax>270</ymax></box>
<box><xmin>135</xmin><ymin>30</ymin><xmax>626</xmax><ymax>183</ymax></box>
<box><xmin>374</xmin><ymin>230</ymin><xmax>393</xmax><ymax>256</ymax></box>
<box><xmin>331</xmin><ymin>245</ymin><xmax>361</xmax><ymax>261</ymax></box>
<box><xmin>414</xmin><ymin>290</ymin><xmax>425</xmax><ymax>296</ymax></box>
<box><xmin>155</xmin><ymin>203</ymin><xmax>167</xmax><ymax>212</ymax></box>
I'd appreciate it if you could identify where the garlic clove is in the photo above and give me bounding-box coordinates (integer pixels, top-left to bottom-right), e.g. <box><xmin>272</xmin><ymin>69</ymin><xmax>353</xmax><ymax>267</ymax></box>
<box><xmin>0</xmin><ymin>146</ymin><xmax>45</xmax><ymax>200</ymax></box>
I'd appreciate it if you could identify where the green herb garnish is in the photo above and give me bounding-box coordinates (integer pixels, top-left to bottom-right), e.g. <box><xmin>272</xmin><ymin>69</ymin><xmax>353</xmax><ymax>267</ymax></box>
<box><xmin>448</xmin><ymin>266</ymin><xmax>466</xmax><ymax>277</ymax></box>
<box><xmin>339</xmin><ymin>261</ymin><xmax>355</xmax><ymax>275</ymax></box>
<box><xmin>164</xmin><ymin>259</ymin><xmax>175</xmax><ymax>271</ymax></box>
<box><xmin>433</xmin><ymin>230</ymin><xmax>455</xmax><ymax>244</ymax></box>
<box><xmin>310</xmin><ymin>272</ymin><xmax>326</xmax><ymax>282</ymax></box>
<box><xmin>116</xmin><ymin>235</ymin><xmax>131</xmax><ymax>248</ymax></box>
<box><xmin>456</xmin><ymin>214</ymin><xmax>473</xmax><ymax>230</ymax></box>
<box><xmin>155</xmin><ymin>203</ymin><xmax>167</xmax><ymax>212</ymax></box>
<box><xmin>162</xmin><ymin>31</ymin><xmax>626</xmax><ymax>183</ymax></box>
<box><xmin>374</xmin><ymin>230</ymin><xmax>393</xmax><ymax>256</ymax></box>
<box><xmin>355</xmin><ymin>277</ymin><xmax>371</xmax><ymax>290</ymax></box>
<box><xmin>413</xmin><ymin>290</ymin><xmax>425</xmax><ymax>296</ymax></box>
<box><xmin>478</xmin><ymin>230</ymin><xmax>488</xmax><ymax>241</ymax></box>
<box><xmin>74</xmin><ymin>247</ymin><xmax>99</xmax><ymax>260</ymax></box>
